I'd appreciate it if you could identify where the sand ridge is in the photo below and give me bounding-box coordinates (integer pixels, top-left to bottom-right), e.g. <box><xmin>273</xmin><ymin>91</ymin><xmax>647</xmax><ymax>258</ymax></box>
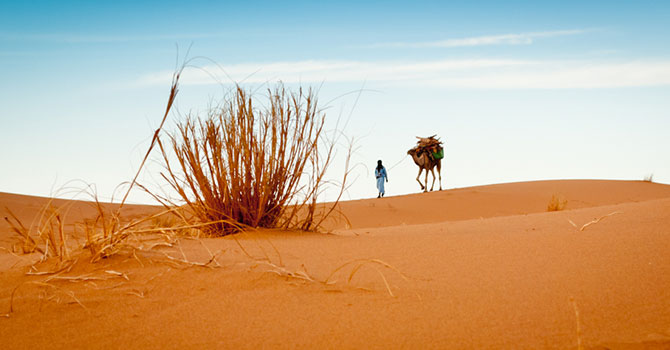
<box><xmin>1</xmin><ymin>180</ymin><xmax>670</xmax><ymax>349</ymax></box>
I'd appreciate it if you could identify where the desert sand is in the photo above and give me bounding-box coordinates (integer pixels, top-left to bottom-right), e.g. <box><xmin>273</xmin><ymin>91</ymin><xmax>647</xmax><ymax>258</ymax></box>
<box><xmin>2</xmin><ymin>179</ymin><xmax>670</xmax><ymax>349</ymax></box>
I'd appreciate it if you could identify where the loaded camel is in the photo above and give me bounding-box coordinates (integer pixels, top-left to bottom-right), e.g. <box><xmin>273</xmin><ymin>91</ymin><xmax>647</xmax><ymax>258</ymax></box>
<box><xmin>407</xmin><ymin>135</ymin><xmax>443</xmax><ymax>192</ymax></box>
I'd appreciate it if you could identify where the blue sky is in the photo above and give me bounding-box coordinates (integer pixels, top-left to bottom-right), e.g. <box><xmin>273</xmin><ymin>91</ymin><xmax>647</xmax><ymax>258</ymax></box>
<box><xmin>1</xmin><ymin>1</ymin><xmax>669</xmax><ymax>202</ymax></box>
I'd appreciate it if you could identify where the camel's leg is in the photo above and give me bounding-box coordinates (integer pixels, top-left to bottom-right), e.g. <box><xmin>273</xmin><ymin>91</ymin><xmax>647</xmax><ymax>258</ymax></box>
<box><xmin>429</xmin><ymin>167</ymin><xmax>436</xmax><ymax>191</ymax></box>
<box><xmin>423</xmin><ymin>168</ymin><xmax>429</xmax><ymax>192</ymax></box>
<box><xmin>437</xmin><ymin>160</ymin><xmax>442</xmax><ymax>191</ymax></box>
<box><xmin>415</xmin><ymin>168</ymin><xmax>425</xmax><ymax>191</ymax></box>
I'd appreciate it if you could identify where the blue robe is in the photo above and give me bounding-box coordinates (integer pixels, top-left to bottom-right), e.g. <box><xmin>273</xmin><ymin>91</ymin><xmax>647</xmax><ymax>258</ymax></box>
<box><xmin>375</xmin><ymin>166</ymin><xmax>387</xmax><ymax>194</ymax></box>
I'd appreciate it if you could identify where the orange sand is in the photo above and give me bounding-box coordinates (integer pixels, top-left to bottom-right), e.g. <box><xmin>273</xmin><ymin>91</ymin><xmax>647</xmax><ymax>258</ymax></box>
<box><xmin>2</xmin><ymin>180</ymin><xmax>670</xmax><ymax>349</ymax></box>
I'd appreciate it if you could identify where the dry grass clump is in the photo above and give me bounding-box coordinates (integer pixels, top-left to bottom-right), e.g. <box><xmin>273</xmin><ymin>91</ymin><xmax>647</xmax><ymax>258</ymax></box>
<box><xmin>4</xmin><ymin>203</ymin><xmax>68</xmax><ymax>260</ymax></box>
<box><xmin>3</xmin><ymin>190</ymin><xmax>178</xmax><ymax>264</ymax></box>
<box><xmin>81</xmin><ymin>201</ymin><xmax>180</xmax><ymax>262</ymax></box>
<box><xmin>158</xmin><ymin>84</ymin><xmax>348</xmax><ymax>236</ymax></box>
<box><xmin>547</xmin><ymin>194</ymin><xmax>567</xmax><ymax>212</ymax></box>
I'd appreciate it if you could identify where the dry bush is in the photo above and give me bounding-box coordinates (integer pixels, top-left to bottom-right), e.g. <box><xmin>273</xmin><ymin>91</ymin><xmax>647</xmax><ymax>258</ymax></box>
<box><xmin>547</xmin><ymin>194</ymin><xmax>567</xmax><ymax>212</ymax></box>
<box><xmin>158</xmin><ymin>84</ymin><xmax>349</xmax><ymax>236</ymax></box>
<box><xmin>643</xmin><ymin>174</ymin><xmax>654</xmax><ymax>182</ymax></box>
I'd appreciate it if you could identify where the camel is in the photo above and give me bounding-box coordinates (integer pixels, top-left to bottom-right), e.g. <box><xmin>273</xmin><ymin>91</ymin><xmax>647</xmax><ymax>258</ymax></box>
<box><xmin>407</xmin><ymin>147</ymin><xmax>442</xmax><ymax>192</ymax></box>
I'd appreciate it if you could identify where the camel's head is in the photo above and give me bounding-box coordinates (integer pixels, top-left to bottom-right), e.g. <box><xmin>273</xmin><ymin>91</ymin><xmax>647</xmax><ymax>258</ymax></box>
<box><xmin>407</xmin><ymin>147</ymin><xmax>417</xmax><ymax>155</ymax></box>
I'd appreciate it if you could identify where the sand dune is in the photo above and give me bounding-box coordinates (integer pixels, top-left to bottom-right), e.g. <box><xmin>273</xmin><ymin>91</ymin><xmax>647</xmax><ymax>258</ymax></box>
<box><xmin>1</xmin><ymin>180</ymin><xmax>670</xmax><ymax>349</ymax></box>
<box><xmin>328</xmin><ymin>179</ymin><xmax>670</xmax><ymax>230</ymax></box>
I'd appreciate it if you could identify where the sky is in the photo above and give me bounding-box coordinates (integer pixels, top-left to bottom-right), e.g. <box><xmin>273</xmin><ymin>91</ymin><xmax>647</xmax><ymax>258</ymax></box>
<box><xmin>1</xmin><ymin>0</ymin><xmax>669</xmax><ymax>203</ymax></box>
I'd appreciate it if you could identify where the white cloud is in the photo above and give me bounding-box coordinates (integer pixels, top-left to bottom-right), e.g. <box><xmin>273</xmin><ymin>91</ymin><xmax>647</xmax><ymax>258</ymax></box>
<box><xmin>137</xmin><ymin>58</ymin><xmax>670</xmax><ymax>89</ymax></box>
<box><xmin>367</xmin><ymin>29</ymin><xmax>586</xmax><ymax>48</ymax></box>
<box><xmin>138</xmin><ymin>59</ymin><xmax>533</xmax><ymax>85</ymax></box>
<box><xmin>428</xmin><ymin>60</ymin><xmax>670</xmax><ymax>89</ymax></box>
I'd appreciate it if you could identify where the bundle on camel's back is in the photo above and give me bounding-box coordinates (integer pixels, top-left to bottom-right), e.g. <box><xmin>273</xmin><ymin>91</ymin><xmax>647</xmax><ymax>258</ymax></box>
<box><xmin>407</xmin><ymin>135</ymin><xmax>444</xmax><ymax>192</ymax></box>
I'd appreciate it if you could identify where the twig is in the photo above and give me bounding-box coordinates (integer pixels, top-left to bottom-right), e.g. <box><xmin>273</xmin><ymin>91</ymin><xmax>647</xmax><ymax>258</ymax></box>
<box><xmin>127</xmin><ymin>290</ymin><xmax>145</xmax><ymax>298</ymax></box>
<box><xmin>177</xmin><ymin>240</ymin><xmax>188</xmax><ymax>261</ymax></box>
<box><xmin>161</xmin><ymin>251</ymin><xmax>222</xmax><ymax>268</ymax></box>
<box><xmin>264</xmin><ymin>238</ymin><xmax>283</xmax><ymax>267</ymax></box>
<box><xmin>325</xmin><ymin>258</ymin><xmax>409</xmax><ymax>284</ymax></box>
<box><xmin>570</xmin><ymin>297</ymin><xmax>583</xmax><ymax>350</ymax></box>
<box><xmin>44</xmin><ymin>275</ymin><xmax>107</xmax><ymax>282</ymax></box>
<box><xmin>258</xmin><ymin>261</ymin><xmax>315</xmax><ymax>282</ymax></box>
<box><xmin>105</xmin><ymin>270</ymin><xmax>130</xmax><ymax>281</ymax></box>
<box><xmin>26</xmin><ymin>258</ymin><xmax>77</xmax><ymax>276</ymax></box>
<box><xmin>196</xmin><ymin>240</ymin><xmax>223</xmax><ymax>267</ymax></box>
<box><xmin>87</xmin><ymin>282</ymin><xmax>126</xmax><ymax>290</ymax></box>
<box><xmin>579</xmin><ymin>211</ymin><xmax>621</xmax><ymax>231</ymax></box>
<box><xmin>371</xmin><ymin>265</ymin><xmax>395</xmax><ymax>297</ymax></box>
<box><xmin>116</xmin><ymin>66</ymin><xmax>183</xmax><ymax>211</ymax></box>
<box><xmin>232</xmin><ymin>235</ymin><xmax>255</xmax><ymax>260</ymax></box>
<box><xmin>0</xmin><ymin>247</ymin><xmax>29</xmax><ymax>261</ymax></box>
<box><xmin>146</xmin><ymin>242</ymin><xmax>173</xmax><ymax>250</ymax></box>
<box><xmin>10</xmin><ymin>281</ymin><xmax>87</xmax><ymax>313</ymax></box>
<box><xmin>144</xmin><ymin>268</ymin><xmax>170</xmax><ymax>284</ymax></box>
<box><xmin>132</xmin><ymin>249</ymin><xmax>145</xmax><ymax>267</ymax></box>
